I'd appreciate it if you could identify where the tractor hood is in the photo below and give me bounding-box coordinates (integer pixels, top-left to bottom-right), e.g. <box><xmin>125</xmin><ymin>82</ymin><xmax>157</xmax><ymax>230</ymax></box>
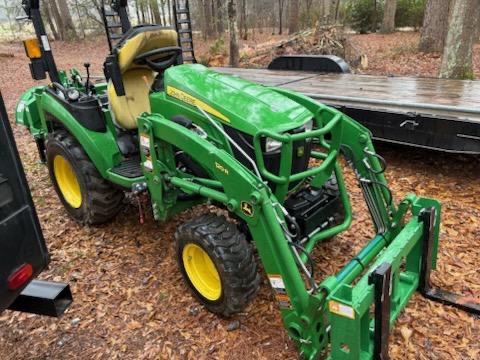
<box><xmin>163</xmin><ymin>64</ymin><xmax>313</xmax><ymax>135</ymax></box>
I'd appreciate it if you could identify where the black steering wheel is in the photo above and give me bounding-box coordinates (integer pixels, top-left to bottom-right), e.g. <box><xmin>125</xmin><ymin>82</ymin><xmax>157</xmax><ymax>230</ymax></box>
<box><xmin>134</xmin><ymin>46</ymin><xmax>183</xmax><ymax>71</ymax></box>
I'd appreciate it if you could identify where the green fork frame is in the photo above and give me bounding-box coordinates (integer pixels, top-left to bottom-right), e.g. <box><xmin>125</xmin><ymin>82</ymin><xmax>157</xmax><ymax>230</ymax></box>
<box><xmin>136</xmin><ymin>90</ymin><xmax>441</xmax><ymax>359</ymax></box>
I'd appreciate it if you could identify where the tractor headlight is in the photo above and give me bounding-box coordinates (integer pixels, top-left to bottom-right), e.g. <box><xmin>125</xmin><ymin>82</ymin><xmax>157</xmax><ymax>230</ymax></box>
<box><xmin>265</xmin><ymin>137</ymin><xmax>282</xmax><ymax>153</ymax></box>
<box><xmin>302</xmin><ymin>119</ymin><xmax>314</xmax><ymax>132</ymax></box>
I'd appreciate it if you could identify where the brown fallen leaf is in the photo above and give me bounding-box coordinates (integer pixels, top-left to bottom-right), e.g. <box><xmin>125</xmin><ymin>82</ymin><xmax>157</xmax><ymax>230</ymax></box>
<box><xmin>127</xmin><ymin>320</ymin><xmax>143</xmax><ymax>330</ymax></box>
<box><xmin>400</xmin><ymin>326</ymin><xmax>413</xmax><ymax>343</ymax></box>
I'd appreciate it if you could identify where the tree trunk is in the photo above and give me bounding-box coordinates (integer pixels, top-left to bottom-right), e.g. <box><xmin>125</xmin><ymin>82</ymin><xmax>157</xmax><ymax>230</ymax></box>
<box><xmin>43</xmin><ymin>1</ymin><xmax>60</xmax><ymax>40</ymax></box>
<box><xmin>50</xmin><ymin>0</ymin><xmax>66</xmax><ymax>40</ymax></box>
<box><xmin>160</xmin><ymin>0</ymin><xmax>167</xmax><ymax>26</ymax></box>
<box><xmin>141</xmin><ymin>2</ymin><xmax>146</xmax><ymax>23</ymax></box>
<box><xmin>228</xmin><ymin>0</ymin><xmax>239</xmax><ymax>67</ymax></box>
<box><xmin>419</xmin><ymin>0</ymin><xmax>451</xmax><ymax>53</ymax></box>
<box><xmin>319</xmin><ymin>0</ymin><xmax>326</xmax><ymax>25</ymax></box>
<box><xmin>305</xmin><ymin>0</ymin><xmax>313</xmax><ymax>27</ymax></box>
<box><xmin>167</xmin><ymin>0</ymin><xmax>172</xmax><ymax>26</ymax></box>
<box><xmin>149</xmin><ymin>3</ymin><xmax>154</xmax><ymax>23</ymax></box>
<box><xmin>238</xmin><ymin>0</ymin><xmax>244</xmax><ymax>38</ymax></box>
<box><xmin>57</xmin><ymin>0</ymin><xmax>78</xmax><ymax>40</ymax></box>
<box><xmin>203</xmin><ymin>0</ymin><xmax>214</xmax><ymax>39</ymax></box>
<box><xmin>151</xmin><ymin>0</ymin><xmax>162</xmax><ymax>24</ymax></box>
<box><xmin>242</xmin><ymin>0</ymin><xmax>248</xmax><ymax>39</ymax></box>
<box><xmin>216</xmin><ymin>0</ymin><xmax>225</xmax><ymax>33</ymax></box>
<box><xmin>135</xmin><ymin>0</ymin><xmax>141</xmax><ymax>23</ymax></box>
<box><xmin>439</xmin><ymin>0</ymin><xmax>479</xmax><ymax>79</ymax></box>
<box><xmin>211</xmin><ymin>0</ymin><xmax>216</xmax><ymax>33</ymax></box>
<box><xmin>381</xmin><ymin>0</ymin><xmax>396</xmax><ymax>33</ymax></box>
<box><xmin>288</xmin><ymin>0</ymin><xmax>299</xmax><ymax>34</ymax></box>
<box><xmin>372</xmin><ymin>0</ymin><xmax>378</xmax><ymax>32</ymax></box>
<box><xmin>334</xmin><ymin>0</ymin><xmax>341</xmax><ymax>23</ymax></box>
<box><xmin>278</xmin><ymin>0</ymin><xmax>285</xmax><ymax>35</ymax></box>
<box><xmin>73</xmin><ymin>0</ymin><xmax>86</xmax><ymax>38</ymax></box>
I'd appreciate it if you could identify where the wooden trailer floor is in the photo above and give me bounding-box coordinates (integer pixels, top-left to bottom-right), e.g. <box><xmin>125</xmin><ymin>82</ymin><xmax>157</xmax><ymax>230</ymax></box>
<box><xmin>213</xmin><ymin>68</ymin><xmax>480</xmax><ymax>123</ymax></box>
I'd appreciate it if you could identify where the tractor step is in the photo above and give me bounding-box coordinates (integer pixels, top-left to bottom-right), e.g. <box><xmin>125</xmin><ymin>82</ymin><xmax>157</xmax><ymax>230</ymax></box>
<box><xmin>111</xmin><ymin>156</ymin><xmax>143</xmax><ymax>178</ymax></box>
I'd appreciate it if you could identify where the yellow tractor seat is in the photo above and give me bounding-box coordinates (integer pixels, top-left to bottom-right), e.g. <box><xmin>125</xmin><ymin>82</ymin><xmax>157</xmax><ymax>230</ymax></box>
<box><xmin>107</xmin><ymin>26</ymin><xmax>179</xmax><ymax>130</ymax></box>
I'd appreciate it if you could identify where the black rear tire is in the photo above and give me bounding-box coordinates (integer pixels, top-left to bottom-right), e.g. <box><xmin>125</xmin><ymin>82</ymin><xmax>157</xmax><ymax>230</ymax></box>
<box><xmin>46</xmin><ymin>130</ymin><xmax>124</xmax><ymax>225</ymax></box>
<box><xmin>175</xmin><ymin>214</ymin><xmax>260</xmax><ymax>317</ymax></box>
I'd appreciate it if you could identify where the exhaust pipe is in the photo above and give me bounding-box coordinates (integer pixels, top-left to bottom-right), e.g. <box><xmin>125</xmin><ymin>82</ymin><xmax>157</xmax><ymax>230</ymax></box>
<box><xmin>8</xmin><ymin>280</ymin><xmax>73</xmax><ymax>317</ymax></box>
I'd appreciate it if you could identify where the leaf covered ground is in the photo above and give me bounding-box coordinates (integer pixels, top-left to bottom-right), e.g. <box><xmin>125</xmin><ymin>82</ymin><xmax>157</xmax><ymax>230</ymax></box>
<box><xmin>0</xmin><ymin>33</ymin><xmax>479</xmax><ymax>359</ymax></box>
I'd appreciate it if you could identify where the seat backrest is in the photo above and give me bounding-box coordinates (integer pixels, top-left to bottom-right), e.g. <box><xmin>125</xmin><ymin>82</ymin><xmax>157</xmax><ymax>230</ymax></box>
<box><xmin>107</xmin><ymin>26</ymin><xmax>178</xmax><ymax>130</ymax></box>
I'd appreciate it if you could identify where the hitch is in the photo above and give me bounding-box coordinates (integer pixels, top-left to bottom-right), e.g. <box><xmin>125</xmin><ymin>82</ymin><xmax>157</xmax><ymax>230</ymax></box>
<box><xmin>8</xmin><ymin>280</ymin><xmax>72</xmax><ymax>317</ymax></box>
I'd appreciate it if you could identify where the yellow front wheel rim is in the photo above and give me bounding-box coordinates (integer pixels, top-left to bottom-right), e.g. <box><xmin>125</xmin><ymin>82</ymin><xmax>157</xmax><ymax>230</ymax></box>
<box><xmin>53</xmin><ymin>155</ymin><xmax>82</xmax><ymax>209</ymax></box>
<box><xmin>182</xmin><ymin>243</ymin><xmax>222</xmax><ymax>301</ymax></box>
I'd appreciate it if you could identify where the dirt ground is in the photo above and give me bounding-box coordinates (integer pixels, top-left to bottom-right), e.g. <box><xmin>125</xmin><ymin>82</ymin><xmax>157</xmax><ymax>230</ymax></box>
<box><xmin>0</xmin><ymin>32</ymin><xmax>479</xmax><ymax>360</ymax></box>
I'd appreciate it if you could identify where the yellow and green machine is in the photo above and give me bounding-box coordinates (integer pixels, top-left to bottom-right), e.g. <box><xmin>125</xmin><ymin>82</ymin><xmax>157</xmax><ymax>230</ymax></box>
<box><xmin>15</xmin><ymin>0</ymin><xmax>478</xmax><ymax>358</ymax></box>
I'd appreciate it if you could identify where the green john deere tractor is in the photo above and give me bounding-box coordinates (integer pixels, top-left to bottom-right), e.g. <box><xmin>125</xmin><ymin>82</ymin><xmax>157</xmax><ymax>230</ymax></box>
<box><xmin>14</xmin><ymin>0</ymin><xmax>478</xmax><ymax>358</ymax></box>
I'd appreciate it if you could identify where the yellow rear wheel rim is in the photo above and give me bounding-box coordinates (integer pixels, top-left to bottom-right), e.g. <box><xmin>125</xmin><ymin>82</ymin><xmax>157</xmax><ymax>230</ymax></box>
<box><xmin>182</xmin><ymin>243</ymin><xmax>222</xmax><ymax>301</ymax></box>
<box><xmin>53</xmin><ymin>155</ymin><xmax>82</xmax><ymax>209</ymax></box>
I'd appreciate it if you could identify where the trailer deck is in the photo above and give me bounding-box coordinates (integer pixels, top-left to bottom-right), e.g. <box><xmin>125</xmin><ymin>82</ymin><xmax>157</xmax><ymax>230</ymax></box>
<box><xmin>214</xmin><ymin>67</ymin><xmax>480</xmax><ymax>154</ymax></box>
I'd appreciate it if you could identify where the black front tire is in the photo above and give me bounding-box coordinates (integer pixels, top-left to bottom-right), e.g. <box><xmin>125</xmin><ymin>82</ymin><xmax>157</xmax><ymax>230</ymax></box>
<box><xmin>175</xmin><ymin>214</ymin><xmax>260</xmax><ymax>317</ymax></box>
<box><xmin>46</xmin><ymin>130</ymin><xmax>124</xmax><ymax>225</ymax></box>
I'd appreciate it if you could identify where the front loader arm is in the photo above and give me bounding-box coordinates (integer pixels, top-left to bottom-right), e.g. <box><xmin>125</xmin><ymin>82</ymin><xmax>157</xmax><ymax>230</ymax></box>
<box><xmin>138</xmin><ymin>109</ymin><xmax>442</xmax><ymax>359</ymax></box>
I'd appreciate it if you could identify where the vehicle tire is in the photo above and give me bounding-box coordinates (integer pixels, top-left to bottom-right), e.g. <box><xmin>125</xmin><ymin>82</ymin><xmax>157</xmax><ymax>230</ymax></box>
<box><xmin>175</xmin><ymin>214</ymin><xmax>260</xmax><ymax>317</ymax></box>
<box><xmin>46</xmin><ymin>129</ymin><xmax>124</xmax><ymax>225</ymax></box>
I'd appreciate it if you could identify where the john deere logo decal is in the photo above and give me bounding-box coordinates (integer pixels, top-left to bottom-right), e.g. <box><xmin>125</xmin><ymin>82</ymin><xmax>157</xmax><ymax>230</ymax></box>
<box><xmin>241</xmin><ymin>201</ymin><xmax>254</xmax><ymax>217</ymax></box>
<box><xmin>166</xmin><ymin>86</ymin><xmax>230</xmax><ymax>123</ymax></box>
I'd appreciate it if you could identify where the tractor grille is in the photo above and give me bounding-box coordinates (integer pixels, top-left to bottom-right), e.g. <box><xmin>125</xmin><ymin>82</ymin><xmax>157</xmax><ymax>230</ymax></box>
<box><xmin>223</xmin><ymin>126</ymin><xmax>312</xmax><ymax>187</ymax></box>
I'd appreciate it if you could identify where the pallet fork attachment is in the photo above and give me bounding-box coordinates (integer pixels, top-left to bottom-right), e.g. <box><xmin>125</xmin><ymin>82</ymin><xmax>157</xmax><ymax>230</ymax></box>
<box><xmin>369</xmin><ymin>262</ymin><xmax>392</xmax><ymax>360</ymax></box>
<box><xmin>365</xmin><ymin>208</ymin><xmax>479</xmax><ymax>360</ymax></box>
<box><xmin>419</xmin><ymin>208</ymin><xmax>480</xmax><ymax>315</ymax></box>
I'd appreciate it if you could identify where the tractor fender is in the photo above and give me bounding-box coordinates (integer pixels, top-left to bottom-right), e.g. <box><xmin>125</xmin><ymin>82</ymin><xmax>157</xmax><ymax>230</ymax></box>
<box><xmin>16</xmin><ymin>86</ymin><xmax>44</xmax><ymax>136</ymax></box>
<box><xmin>39</xmin><ymin>92</ymin><xmax>121</xmax><ymax>177</ymax></box>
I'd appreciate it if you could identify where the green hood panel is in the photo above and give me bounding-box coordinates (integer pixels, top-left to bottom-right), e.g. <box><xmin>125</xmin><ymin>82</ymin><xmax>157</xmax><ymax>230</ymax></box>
<box><xmin>163</xmin><ymin>64</ymin><xmax>313</xmax><ymax>135</ymax></box>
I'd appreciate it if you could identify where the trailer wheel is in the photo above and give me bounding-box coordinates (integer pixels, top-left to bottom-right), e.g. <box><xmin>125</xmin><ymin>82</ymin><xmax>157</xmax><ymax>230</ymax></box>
<box><xmin>175</xmin><ymin>214</ymin><xmax>260</xmax><ymax>317</ymax></box>
<box><xmin>46</xmin><ymin>130</ymin><xmax>124</xmax><ymax>225</ymax></box>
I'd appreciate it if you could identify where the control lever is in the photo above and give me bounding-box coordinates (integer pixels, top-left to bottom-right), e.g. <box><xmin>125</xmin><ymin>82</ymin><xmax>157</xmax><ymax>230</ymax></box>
<box><xmin>83</xmin><ymin>63</ymin><xmax>94</xmax><ymax>95</ymax></box>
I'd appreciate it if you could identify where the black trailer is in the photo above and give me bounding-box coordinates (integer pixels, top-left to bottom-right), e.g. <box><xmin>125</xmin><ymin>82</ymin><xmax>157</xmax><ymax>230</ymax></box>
<box><xmin>0</xmin><ymin>92</ymin><xmax>72</xmax><ymax>317</ymax></box>
<box><xmin>215</xmin><ymin>64</ymin><xmax>480</xmax><ymax>155</ymax></box>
